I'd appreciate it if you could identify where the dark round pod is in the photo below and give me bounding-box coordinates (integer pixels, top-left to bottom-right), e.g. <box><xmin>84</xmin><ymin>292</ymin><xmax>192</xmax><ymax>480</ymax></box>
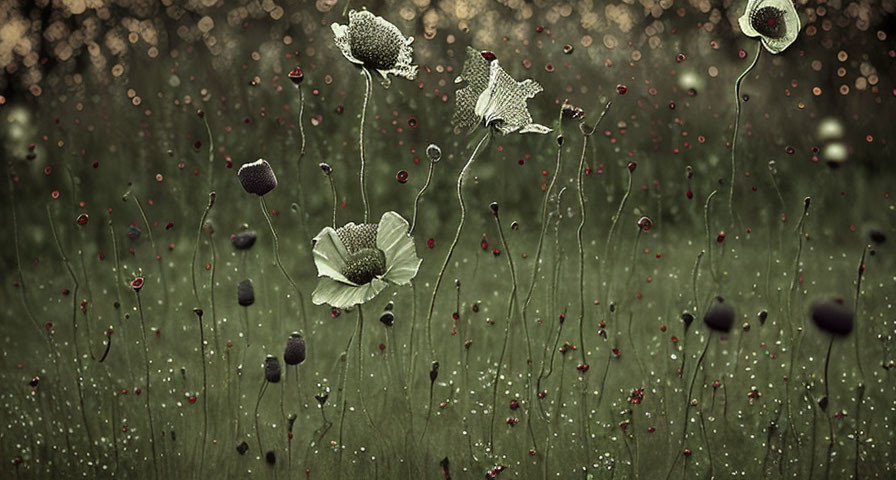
<box><xmin>869</xmin><ymin>229</ymin><xmax>886</xmax><ymax>245</ymax></box>
<box><xmin>379</xmin><ymin>311</ymin><xmax>395</xmax><ymax>327</ymax></box>
<box><xmin>238</xmin><ymin>279</ymin><xmax>255</xmax><ymax>307</ymax></box>
<box><xmin>231</xmin><ymin>230</ymin><xmax>257</xmax><ymax>250</ymax></box>
<box><xmin>236</xmin><ymin>440</ymin><xmax>249</xmax><ymax>455</ymax></box>
<box><xmin>810</xmin><ymin>299</ymin><xmax>854</xmax><ymax>336</ymax></box>
<box><xmin>265</xmin><ymin>450</ymin><xmax>276</xmax><ymax>465</ymax></box>
<box><xmin>264</xmin><ymin>355</ymin><xmax>282</xmax><ymax>383</ymax></box>
<box><xmin>703</xmin><ymin>298</ymin><xmax>735</xmax><ymax>332</ymax></box>
<box><xmin>237</xmin><ymin>159</ymin><xmax>278</xmax><ymax>196</ymax></box>
<box><xmin>284</xmin><ymin>333</ymin><xmax>306</xmax><ymax>366</ymax></box>
<box><xmin>681</xmin><ymin>312</ymin><xmax>694</xmax><ymax>329</ymax></box>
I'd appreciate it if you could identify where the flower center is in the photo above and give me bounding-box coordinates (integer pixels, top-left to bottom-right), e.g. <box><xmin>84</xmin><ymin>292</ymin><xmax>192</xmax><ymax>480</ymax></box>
<box><xmin>750</xmin><ymin>6</ymin><xmax>787</xmax><ymax>39</ymax></box>
<box><xmin>341</xmin><ymin>247</ymin><xmax>387</xmax><ymax>285</ymax></box>
<box><xmin>349</xmin><ymin>11</ymin><xmax>402</xmax><ymax>70</ymax></box>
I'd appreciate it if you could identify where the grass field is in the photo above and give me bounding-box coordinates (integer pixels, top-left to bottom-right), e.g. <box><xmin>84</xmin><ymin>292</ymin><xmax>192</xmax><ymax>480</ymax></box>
<box><xmin>1</xmin><ymin>1</ymin><xmax>895</xmax><ymax>478</ymax></box>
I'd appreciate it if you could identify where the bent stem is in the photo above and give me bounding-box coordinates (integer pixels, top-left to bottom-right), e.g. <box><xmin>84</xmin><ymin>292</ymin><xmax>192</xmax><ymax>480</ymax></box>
<box><xmin>425</xmin><ymin>131</ymin><xmax>491</xmax><ymax>362</ymax></box>
<box><xmin>727</xmin><ymin>41</ymin><xmax>761</xmax><ymax>228</ymax></box>
<box><xmin>409</xmin><ymin>159</ymin><xmax>435</xmax><ymax>235</ymax></box>
<box><xmin>259</xmin><ymin>196</ymin><xmax>308</xmax><ymax>333</ymax></box>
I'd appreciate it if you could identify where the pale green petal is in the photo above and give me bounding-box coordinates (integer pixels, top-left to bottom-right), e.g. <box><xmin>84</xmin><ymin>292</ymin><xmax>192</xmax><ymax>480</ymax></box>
<box><xmin>312</xmin><ymin>226</ymin><xmax>356</xmax><ymax>285</ymax></box>
<box><xmin>738</xmin><ymin>0</ymin><xmax>759</xmax><ymax>37</ymax></box>
<box><xmin>312</xmin><ymin>276</ymin><xmax>388</xmax><ymax>309</ymax></box>
<box><xmin>376</xmin><ymin>211</ymin><xmax>421</xmax><ymax>286</ymax></box>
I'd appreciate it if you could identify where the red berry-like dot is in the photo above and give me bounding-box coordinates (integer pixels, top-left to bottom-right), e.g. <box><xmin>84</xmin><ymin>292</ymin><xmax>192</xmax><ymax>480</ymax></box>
<box><xmin>617</xmin><ymin>84</ymin><xmax>628</xmax><ymax>95</ymax></box>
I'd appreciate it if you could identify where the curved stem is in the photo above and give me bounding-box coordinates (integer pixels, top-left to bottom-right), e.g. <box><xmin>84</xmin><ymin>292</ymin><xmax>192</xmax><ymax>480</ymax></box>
<box><xmin>359</xmin><ymin>68</ymin><xmax>372</xmax><ymax>223</ymax></box>
<box><xmin>425</xmin><ymin>131</ymin><xmax>491</xmax><ymax>362</ymax></box>
<box><xmin>327</xmin><ymin>174</ymin><xmax>338</xmax><ymax>228</ymax></box>
<box><xmin>409</xmin><ymin>160</ymin><xmax>435</xmax><ymax>235</ymax></box>
<box><xmin>260</xmin><ymin>196</ymin><xmax>308</xmax><ymax>333</ymax></box>
<box><xmin>728</xmin><ymin>42</ymin><xmax>761</xmax><ymax>227</ymax></box>
<box><xmin>47</xmin><ymin>204</ymin><xmax>95</xmax><ymax>460</ymax></box>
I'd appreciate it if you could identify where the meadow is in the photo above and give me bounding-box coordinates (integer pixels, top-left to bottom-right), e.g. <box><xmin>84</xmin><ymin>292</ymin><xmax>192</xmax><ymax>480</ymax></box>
<box><xmin>1</xmin><ymin>0</ymin><xmax>894</xmax><ymax>478</ymax></box>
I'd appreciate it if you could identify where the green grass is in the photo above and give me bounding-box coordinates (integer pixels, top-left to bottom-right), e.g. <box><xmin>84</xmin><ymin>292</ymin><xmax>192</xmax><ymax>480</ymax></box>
<box><xmin>1</xmin><ymin>1</ymin><xmax>895</xmax><ymax>478</ymax></box>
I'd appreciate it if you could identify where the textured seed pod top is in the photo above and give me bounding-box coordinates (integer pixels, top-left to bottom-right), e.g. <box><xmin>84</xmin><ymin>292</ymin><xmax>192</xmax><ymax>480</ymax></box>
<box><xmin>287</xmin><ymin>66</ymin><xmax>304</xmax><ymax>85</ymax></box>
<box><xmin>331</xmin><ymin>10</ymin><xmax>417</xmax><ymax>84</ymax></box>
<box><xmin>426</xmin><ymin>144</ymin><xmax>441</xmax><ymax>163</ymax></box>
<box><xmin>264</xmin><ymin>355</ymin><xmax>281</xmax><ymax>383</ymax></box>
<box><xmin>238</xmin><ymin>279</ymin><xmax>255</xmax><ymax>307</ymax></box>
<box><xmin>704</xmin><ymin>298</ymin><xmax>735</xmax><ymax>332</ymax></box>
<box><xmin>810</xmin><ymin>298</ymin><xmax>854</xmax><ymax>336</ymax></box>
<box><xmin>284</xmin><ymin>333</ymin><xmax>306</xmax><ymax>366</ymax></box>
<box><xmin>231</xmin><ymin>230</ymin><xmax>257</xmax><ymax>250</ymax></box>
<box><xmin>238</xmin><ymin>159</ymin><xmax>278</xmax><ymax>196</ymax></box>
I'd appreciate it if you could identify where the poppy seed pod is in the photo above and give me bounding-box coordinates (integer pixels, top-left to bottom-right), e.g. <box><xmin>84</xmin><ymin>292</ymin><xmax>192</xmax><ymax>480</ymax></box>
<box><xmin>426</xmin><ymin>144</ymin><xmax>441</xmax><ymax>162</ymax></box>
<box><xmin>237</xmin><ymin>159</ymin><xmax>278</xmax><ymax>196</ymax></box>
<box><xmin>238</xmin><ymin>279</ymin><xmax>255</xmax><ymax>307</ymax></box>
<box><xmin>704</xmin><ymin>298</ymin><xmax>735</xmax><ymax>332</ymax></box>
<box><xmin>284</xmin><ymin>333</ymin><xmax>306</xmax><ymax>366</ymax></box>
<box><xmin>264</xmin><ymin>355</ymin><xmax>282</xmax><ymax>383</ymax></box>
<box><xmin>379</xmin><ymin>310</ymin><xmax>395</xmax><ymax>327</ymax></box>
<box><xmin>287</xmin><ymin>66</ymin><xmax>304</xmax><ymax>85</ymax></box>
<box><xmin>236</xmin><ymin>440</ymin><xmax>249</xmax><ymax>455</ymax></box>
<box><xmin>810</xmin><ymin>299</ymin><xmax>854</xmax><ymax>336</ymax></box>
<box><xmin>231</xmin><ymin>230</ymin><xmax>257</xmax><ymax>250</ymax></box>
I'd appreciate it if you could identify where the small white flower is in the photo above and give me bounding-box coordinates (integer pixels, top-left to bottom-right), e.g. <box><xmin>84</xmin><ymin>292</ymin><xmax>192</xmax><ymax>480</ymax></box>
<box><xmin>453</xmin><ymin>47</ymin><xmax>550</xmax><ymax>135</ymax></box>
<box><xmin>331</xmin><ymin>10</ymin><xmax>417</xmax><ymax>86</ymax></box>
<box><xmin>738</xmin><ymin>0</ymin><xmax>801</xmax><ymax>54</ymax></box>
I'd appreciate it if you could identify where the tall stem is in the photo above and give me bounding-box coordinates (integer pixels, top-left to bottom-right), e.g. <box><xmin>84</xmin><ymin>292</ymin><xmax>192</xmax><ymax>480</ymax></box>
<box><xmin>728</xmin><ymin>42</ymin><xmax>761</xmax><ymax>227</ymax></box>
<box><xmin>359</xmin><ymin>68</ymin><xmax>372</xmax><ymax>222</ymax></box>
<box><xmin>424</xmin><ymin>131</ymin><xmax>491</xmax><ymax>362</ymax></box>
<box><xmin>260</xmin><ymin>196</ymin><xmax>307</xmax><ymax>333</ymax></box>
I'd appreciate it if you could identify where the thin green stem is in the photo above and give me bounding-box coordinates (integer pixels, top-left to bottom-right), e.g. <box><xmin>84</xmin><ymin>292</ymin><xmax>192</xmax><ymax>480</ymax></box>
<box><xmin>728</xmin><ymin>42</ymin><xmax>761</xmax><ymax>227</ymax></box>
<box><xmin>409</xmin><ymin>160</ymin><xmax>435</xmax><ymax>235</ymax></box>
<box><xmin>425</xmin><ymin>131</ymin><xmax>491</xmax><ymax>362</ymax></box>
<box><xmin>260</xmin><ymin>196</ymin><xmax>307</xmax><ymax>333</ymax></box>
<box><xmin>359</xmin><ymin>68</ymin><xmax>372</xmax><ymax>222</ymax></box>
<box><xmin>134</xmin><ymin>291</ymin><xmax>160</xmax><ymax>480</ymax></box>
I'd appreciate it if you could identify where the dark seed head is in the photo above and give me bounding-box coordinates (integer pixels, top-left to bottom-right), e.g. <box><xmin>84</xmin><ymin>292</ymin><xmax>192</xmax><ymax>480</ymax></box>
<box><xmin>284</xmin><ymin>333</ymin><xmax>306</xmax><ymax>366</ymax></box>
<box><xmin>237</xmin><ymin>159</ymin><xmax>278</xmax><ymax>196</ymax></box>
<box><xmin>489</xmin><ymin>202</ymin><xmax>499</xmax><ymax>215</ymax></box>
<box><xmin>238</xmin><ymin>279</ymin><xmax>255</xmax><ymax>307</ymax></box>
<box><xmin>429</xmin><ymin>361</ymin><xmax>439</xmax><ymax>382</ymax></box>
<box><xmin>869</xmin><ymin>229</ymin><xmax>886</xmax><ymax>244</ymax></box>
<box><xmin>341</xmin><ymin>247</ymin><xmax>386</xmax><ymax>285</ymax></box>
<box><xmin>480</xmin><ymin>50</ymin><xmax>497</xmax><ymax>62</ymax></box>
<box><xmin>810</xmin><ymin>298</ymin><xmax>854</xmax><ymax>336</ymax></box>
<box><xmin>758</xmin><ymin>310</ymin><xmax>768</xmax><ymax>325</ymax></box>
<box><xmin>426</xmin><ymin>144</ymin><xmax>442</xmax><ymax>163</ymax></box>
<box><xmin>380</xmin><ymin>310</ymin><xmax>395</xmax><ymax>327</ymax></box>
<box><xmin>236</xmin><ymin>441</ymin><xmax>249</xmax><ymax>455</ymax></box>
<box><xmin>231</xmin><ymin>230</ymin><xmax>257</xmax><ymax>250</ymax></box>
<box><xmin>265</xmin><ymin>450</ymin><xmax>276</xmax><ymax>465</ymax></box>
<box><xmin>320</xmin><ymin>163</ymin><xmax>333</xmax><ymax>175</ymax></box>
<box><xmin>750</xmin><ymin>6</ymin><xmax>788</xmax><ymax>39</ymax></box>
<box><xmin>556</xmin><ymin>135</ymin><xmax>564</xmax><ymax>146</ymax></box>
<box><xmin>264</xmin><ymin>355</ymin><xmax>282</xmax><ymax>383</ymax></box>
<box><xmin>704</xmin><ymin>298</ymin><xmax>735</xmax><ymax>332</ymax></box>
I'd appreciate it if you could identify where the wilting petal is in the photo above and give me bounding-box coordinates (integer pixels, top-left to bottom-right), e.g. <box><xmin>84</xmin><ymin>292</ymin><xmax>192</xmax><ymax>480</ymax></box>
<box><xmin>332</xmin><ymin>10</ymin><xmax>417</xmax><ymax>85</ymax></box>
<box><xmin>474</xmin><ymin>60</ymin><xmax>551</xmax><ymax>135</ymax></box>
<box><xmin>453</xmin><ymin>46</ymin><xmax>492</xmax><ymax>132</ymax></box>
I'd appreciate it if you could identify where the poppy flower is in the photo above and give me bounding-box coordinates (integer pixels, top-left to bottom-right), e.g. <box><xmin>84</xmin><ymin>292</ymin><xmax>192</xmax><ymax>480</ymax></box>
<box><xmin>738</xmin><ymin>0</ymin><xmax>801</xmax><ymax>54</ymax></box>
<box><xmin>311</xmin><ymin>211</ymin><xmax>421</xmax><ymax>309</ymax></box>
<box><xmin>453</xmin><ymin>46</ymin><xmax>551</xmax><ymax>135</ymax></box>
<box><xmin>331</xmin><ymin>10</ymin><xmax>417</xmax><ymax>86</ymax></box>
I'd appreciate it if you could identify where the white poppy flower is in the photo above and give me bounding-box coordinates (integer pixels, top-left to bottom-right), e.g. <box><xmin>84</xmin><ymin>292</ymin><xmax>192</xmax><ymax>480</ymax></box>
<box><xmin>453</xmin><ymin>46</ymin><xmax>551</xmax><ymax>135</ymax></box>
<box><xmin>311</xmin><ymin>211</ymin><xmax>421</xmax><ymax>309</ymax></box>
<box><xmin>738</xmin><ymin>0</ymin><xmax>801</xmax><ymax>54</ymax></box>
